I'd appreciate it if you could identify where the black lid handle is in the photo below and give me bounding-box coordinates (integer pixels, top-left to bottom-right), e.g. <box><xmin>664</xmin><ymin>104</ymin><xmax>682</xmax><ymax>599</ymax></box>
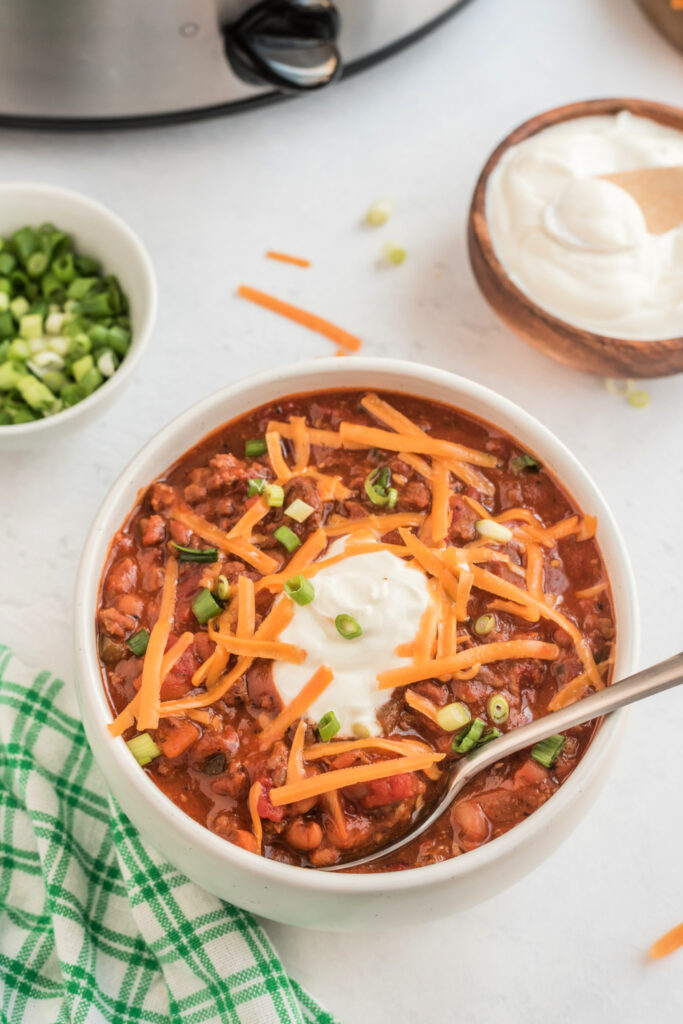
<box><xmin>224</xmin><ymin>0</ymin><xmax>341</xmax><ymax>94</ymax></box>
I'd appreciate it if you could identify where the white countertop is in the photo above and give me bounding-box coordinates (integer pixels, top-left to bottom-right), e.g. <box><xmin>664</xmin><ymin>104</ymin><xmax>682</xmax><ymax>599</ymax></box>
<box><xmin>2</xmin><ymin>0</ymin><xmax>683</xmax><ymax>1020</ymax></box>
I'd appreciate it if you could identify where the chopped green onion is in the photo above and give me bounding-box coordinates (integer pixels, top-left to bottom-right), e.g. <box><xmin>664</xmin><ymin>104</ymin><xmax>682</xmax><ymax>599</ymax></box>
<box><xmin>386</xmin><ymin>487</ymin><xmax>398</xmax><ymax>509</ymax></box>
<box><xmin>192</xmin><ymin>587</ymin><xmax>223</xmax><ymax>624</ymax></box>
<box><xmin>365</xmin><ymin>199</ymin><xmax>393</xmax><ymax>226</ymax></box>
<box><xmin>16</xmin><ymin>375</ymin><xmax>58</xmax><ymax>412</ymax></box>
<box><xmin>475</xmin><ymin>519</ymin><xmax>513</xmax><ymax>543</ymax></box>
<box><xmin>171</xmin><ymin>543</ymin><xmax>218</xmax><ymax>563</ymax></box>
<box><xmin>511</xmin><ymin>453</ymin><xmax>542</xmax><ymax>474</ymax></box>
<box><xmin>284</xmin><ymin>573</ymin><xmax>314</xmax><ymax>605</ymax></box>
<box><xmin>487</xmin><ymin>693</ymin><xmax>509</xmax><ymax>724</ymax></box>
<box><xmin>245</xmin><ymin>438</ymin><xmax>268</xmax><ymax>457</ymax></box>
<box><xmin>474</xmin><ymin>613</ymin><xmax>496</xmax><ymax>636</ymax></box>
<box><xmin>531</xmin><ymin>734</ymin><xmax>565</xmax><ymax>769</ymax></box>
<box><xmin>365</xmin><ymin>465</ymin><xmax>394</xmax><ymax>506</ymax></box>
<box><xmin>435</xmin><ymin>701</ymin><xmax>472</xmax><ymax>732</ymax></box>
<box><xmin>352</xmin><ymin>722</ymin><xmax>370</xmax><ymax>739</ymax></box>
<box><xmin>247</xmin><ymin>477</ymin><xmax>265</xmax><ymax>497</ymax></box>
<box><xmin>26</xmin><ymin>251</ymin><xmax>48</xmax><ymax>278</ymax></box>
<box><xmin>383</xmin><ymin>242</ymin><xmax>407</xmax><ymax>265</ymax></box>
<box><xmin>126</xmin><ymin>733</ymin><xmax>161</xmax><ymax>766</ymax></box>
<box><xmin>285</xmin><ymin>498</ymin><xmax>314</xmax><ymax>523</ymax></box>
<box><xmin>274</xmin><ymin>525</ymin><xmax>301</xmax><ymax>553</ymax></box>
<box><xmin>318</xmin><ymin>711</ymin><xmax>341</xmax><ymax>742</ymax></box>
<box><xmin>71</xmin><ymin>354</ymin><xmax>94</xmax><ymax>383</ymax></box>
<box><xmin>52</xmin><ymin>252</ymin><xmax>75</xmax><ymax>283</ymax></box>
<box><xmin>335</xmin><ymin>613</ymin><xmax>362</xmax><ymax>639</ymax></box>
<box><xmin>127</xmin><ymin>628</ymin><xmax>150</xmax><ymax>656</ymax></box>
<box><xmin>264</xmin><ymin>483</ymin><xmax>284</xmax><ymax>507</ymax></box>
<box><xmin>452</xmin><ymin>718</ymin><xmax>500</xmax><ymax>754</ymax></box>
<box><xmin>628</xmin><ymin>389</ymin><xmax>649</xmax><ymax>409</ymax></box>
<box><xmin>215</xmin><ymin>575</ymin><xmax>230</xmax><ymax>602</ymax></box>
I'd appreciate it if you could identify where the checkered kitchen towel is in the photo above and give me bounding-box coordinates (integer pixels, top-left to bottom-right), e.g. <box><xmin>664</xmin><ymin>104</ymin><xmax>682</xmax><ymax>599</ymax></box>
<box><xmin>0</xmin><ymin>645</ymin><xmax>338</xmax><ymax>1024</ymax></box>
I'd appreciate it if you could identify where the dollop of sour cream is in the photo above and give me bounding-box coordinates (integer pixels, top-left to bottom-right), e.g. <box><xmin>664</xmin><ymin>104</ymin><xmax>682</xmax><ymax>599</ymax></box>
<box><xmin>272</xmin><ymin>541</ymin><xmax>431</xmax><ymax>738</ymax></box>
<box><xmin>485</xmin><ymin>112</ymin><xmax>683</xmax><ymax>340</ymax></box>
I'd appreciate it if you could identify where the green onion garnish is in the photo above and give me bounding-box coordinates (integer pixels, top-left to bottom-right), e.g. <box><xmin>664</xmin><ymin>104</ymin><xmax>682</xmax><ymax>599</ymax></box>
<box><xmin>435</xmin><ymin>701</ymin><xmax>471</xmax><ymax>732</ymax></box>
<box><xmin>511</xmin><ymin>453</ymin><xmax>541</xmax><ymax>474</ymax></box>
<box><xmin>285</xmin><ymin>498</ymin><xmax>314</xmax><ymax>523</ymax></box>
<box><xmin>126</xmin><ymin>733</ymin><xmax>161</xmax><ymax>766</ymax></box>
<box><xmin>474</xmin><ymin>613</ymin><xmax>496</xmax><ymax>636</ymax></box>
<box><xmin>487</xmin><ymin>693</ymin><xmax>509</xmax><ymax>724</ymax></box>
<box><xmin>284</xmin><ymin>573</ymin><xmax>314</xmax><ymax>606</ymax></box>
<box><xmin>247</xmin><ymin>478</ymin><xmax>265</xmax><ymax>497</ymax></box>
<box><xmin>531</xmin><ymin>734</ymin><xmax>565</xmax><ymax>768</ymax></box>
<box><xmin>171</xmin><ymin>542</ymin><xmax>218</xmax><ymax>563</ymax></box>
<box><xmin>192</xmin><ymin>587</ymin><xmax>223</xmax><ymax>625</ymax></box>
<box><xmin>386</xmin><ymin>488</ymin><xmax>398</xmax><ymax>509</ymax></box>
<box><xmin>335</xmin><ymin>613</ymin><xmax>362</xmax><ymax>640</ymax></box>
<box><xmin>127</xmin><ymin>628</ymin><xmax>149</xmax><ymax>657</ymax></box>
<box><xmin>264</xmin><ymin>483</ymin><xmax>284</xmax><ymax>508</ymax></box>
<box><xmin>245</xmin><ymin>438</ymin><xmax>268</xmax><ymax>457</ymax></box>
<box><xmin>318</xmin><ymin>711</ymin><xmax>341</xmax><ymax>742</ymax></box>
<box><xmin>215</xmin><ymin>575</ymin><xmax>230</xmax><ymax>602</ymax></box>
<box><xmin>452</xmin><ymin>718</ymin><xmax>500</xmax><ymax>754</ymax></box>
<box><xmin>364</xmin><ymin>465</ymin><xmax>394</xmax><ymax>507</ymax></box>
<box><xmin>274</xmin><ymin>525</ymin><xmax>301</xmax><ymax>553</ymax></box>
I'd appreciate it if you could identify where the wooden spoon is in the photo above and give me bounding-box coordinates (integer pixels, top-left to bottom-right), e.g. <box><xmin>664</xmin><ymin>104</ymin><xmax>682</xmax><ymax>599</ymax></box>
<box><xmin>600</xmin><ymin>165</ymin><xmax>683</xmax><ymax>234</ymax></box>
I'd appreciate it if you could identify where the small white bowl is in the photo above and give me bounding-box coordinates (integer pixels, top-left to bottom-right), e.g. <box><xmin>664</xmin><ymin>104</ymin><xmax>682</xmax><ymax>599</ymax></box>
<box><xmin>0</xmin><ymin>183</ymin><xmax>156</xmax><ymax>450</ymax></box>
<box><xmin>74</xmin><ymin>358</ymin><xmax>640</xmax><ymax>931</ymax></box>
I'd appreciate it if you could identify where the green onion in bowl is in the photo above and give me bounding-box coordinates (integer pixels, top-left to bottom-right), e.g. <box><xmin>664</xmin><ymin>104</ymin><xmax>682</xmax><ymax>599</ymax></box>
<box><xmin>0</xmin><ymin>221</ymin><xmax>132</xmax><ymax>427</ymax></box>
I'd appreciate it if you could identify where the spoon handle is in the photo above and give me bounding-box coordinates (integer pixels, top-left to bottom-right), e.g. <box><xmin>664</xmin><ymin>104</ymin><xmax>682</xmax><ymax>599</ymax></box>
<box><xmin>456</xmin><ymin>650</ymin><xmax>683</xmax><ymax>790</ymax></box>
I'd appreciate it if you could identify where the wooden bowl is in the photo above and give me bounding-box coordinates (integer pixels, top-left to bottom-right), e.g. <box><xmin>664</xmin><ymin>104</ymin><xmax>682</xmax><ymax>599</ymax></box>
<box><xmin>467</xmin><ymin>97</ymin><xmax>683</xmax><ymax>378</ymax></box>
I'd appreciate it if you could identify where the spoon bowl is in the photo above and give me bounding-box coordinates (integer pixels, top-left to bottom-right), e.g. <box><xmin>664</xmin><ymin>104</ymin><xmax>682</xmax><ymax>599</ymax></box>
<box><xmin>326</xmin><ymin>652</ymin><xmax>683</xmax><ymax>871</ymax></box>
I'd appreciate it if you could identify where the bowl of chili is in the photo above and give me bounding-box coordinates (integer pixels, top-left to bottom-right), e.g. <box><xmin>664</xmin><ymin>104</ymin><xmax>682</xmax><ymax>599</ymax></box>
<box><xmin>0</xmin><ymin>182</ymin><xmax>156</xmax><ymax>449</ymax></box>
<box><xmin>74</xmin><ymin>358</ymin><xmax>639</xmax><ymax>929</ymax></box>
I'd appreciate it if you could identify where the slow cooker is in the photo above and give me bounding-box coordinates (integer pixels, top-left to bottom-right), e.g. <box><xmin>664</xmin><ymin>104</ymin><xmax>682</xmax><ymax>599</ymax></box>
<box><xmin>0</xmin><ymin>0</ymin><xmax>474</xmax><ymax>128</ymax></box>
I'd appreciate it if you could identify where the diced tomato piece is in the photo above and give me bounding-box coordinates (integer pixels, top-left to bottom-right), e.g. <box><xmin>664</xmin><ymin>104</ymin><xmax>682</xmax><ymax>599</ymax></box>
<box><xmin>256</xmin><ymin>779</ymin><xmax>284</xmax><ymax>822</ymax></box>
<box><xmin>357</xmin><ymin>772</ymin><xmax>421</xmax><ymax>809</ymax></box>
<box><xmin>156</xmin><ymin>719</ymin><xmax>200</xmax><ymax>759</ymax></box>
<box><xmin>514</xmin><ymin>759</ymin><xmax>549</xmax><ymax>789</ymax></box>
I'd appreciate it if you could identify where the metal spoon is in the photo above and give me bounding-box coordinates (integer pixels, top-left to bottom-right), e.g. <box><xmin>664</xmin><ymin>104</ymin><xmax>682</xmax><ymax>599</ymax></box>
<box><xmin>323</xmin><ymin>652</ymin><xmax>683</xmax><ymax>871</ymax></box>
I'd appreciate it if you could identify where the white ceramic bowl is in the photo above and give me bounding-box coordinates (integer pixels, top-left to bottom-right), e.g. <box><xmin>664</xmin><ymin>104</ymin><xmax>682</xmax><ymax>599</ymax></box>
<box><xmin>0</xmin><ymin>183</ymin><xmax>156</xmax><ymax>450</ymax></box>
<box><xmin>74</xmin><ymin>358</ymin><xmax>640</xmax><ymax>931</ymax></box>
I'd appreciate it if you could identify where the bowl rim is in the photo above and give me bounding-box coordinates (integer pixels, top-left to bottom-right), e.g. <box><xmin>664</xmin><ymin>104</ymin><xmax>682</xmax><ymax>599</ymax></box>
<box><xmin>74</xmin><ymin>356</ymin><xmax>640</xmax><ymax>895</ymax></box>
<box><xmin>0</xmin><ymin>181</ymin><xmax>157</xmax><ymax>437</ymax></box>
<box><xmin>468</xmin><ymin>96</ymin><xmax>683</xmax><ymax>354</ymax></box>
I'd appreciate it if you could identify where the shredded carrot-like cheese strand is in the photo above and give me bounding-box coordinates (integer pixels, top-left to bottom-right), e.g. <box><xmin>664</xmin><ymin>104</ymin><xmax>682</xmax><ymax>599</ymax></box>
<box><xmin>228</xmin><ymin>498</ymin><xmax>269</xmax><ymax>539</ymax></box>
<box><xmin>650</xmin><ymin>921</ymin><xmax>683</xmax><ymax>960</ymax></box>
<box><xmin>137</xmin><ymin>557</ymin><xmax>179</xmax><ymax>731</ymax></box>
<box><xmin>526</xmin><ymin>543</ymin><xmax>544</xmax><ymax>601</ymax></box>
<box><xmin>172</xmin><ymin>507</ymin><xmax>278</xmax><ymax>574</ymax></box>
<box><xmin>259</xmin><ymin>665</ymin><xmax>334</xmax><ymax>750</ymax></box>
<box><xmin>159</xmin><ymin>599</ymin><xmax>294</xmax><ymax>714</ymax></box>
<box><xmin>489</xmin><ymin>598</ymin><xmax>539</xmax><ymax>623</ymax></box>
<box><xmin>547</xmin><ymin>515</ymin><xmax>580</xmax><ymax>540</ymax></box>
<box><xmin>236</xmin><ymin>575</ymin><xmax>256</xmax><ymax>639</ymax></box>
<box><xmin>256</xmin><ymin>528</ymin><xmax>328</xmax><ymax>592</ymax></box>
<box><xmin>266</xmin><ymin>420</ymin><xmax>364</xmax><ymax>451</ymax></box>
<box><xmin>455</xmin><ymin>569</ymin><xmax>474</xmax><ymax>621</ymax></box>
<box><xmin>398</xmin><ymin>528</ymin><xmax>460</xmax><ymax>603</ymax></box>
<box><xmin>238</xmin><ymin>284</ymin><xmax>362</xmax><ymax>351</ymax></box>
<box><xmin>302</xmin><ymin>467</ymin><xmax>351</xmax><ymax>500</ymax></box>
<box><xmin>209</xmin><ymin>631</ymin><xmax>305</xmax><ymax>663</ymax></box>
<box><xmin>286</xmin><ymin>719</ymin><xmax>308</xmax><ymax>786</ymax></box>
<box><xmin>269</xmin><ymin>753</ymin><xmax>443</xmax><ymax>806</ymax></box>
<box><xmin>266</xmin><ymin>251</ymin><xmax>310</xmax><ymax>267</ymax></box>
<box><xmin>404</xmin><ymin>688</ymin><xmax>440</xmax><ymax>722</ymax></box>
<box><xmin>548</xmin><ymin>659</ymin><xmax>612</xmax><ymax>710</ymax></box>
<box><xmin>324</xmin><ymin>512</ymin><xmax>425</xmax><ymax>537</ymax></box>
<box><xmin>248</xmin><ymin>782</ymin><xmax>263</xmax><ymax>854</ymax></box>
<box><xmin>266</xmin><ymin>431</ymin><xmax>292</xmax><ymax>481</ymax></box>
<box><xmin>289</xmin><ymin>416</ymin><xmax>310</xmax><ymax>473</ymax></box>
<box><xmin>339</xmin><ymin>422</ymin><xmax>497</xmax><ymax>468</ymax></box>
<box><xmin>304</xmin><ymin>736</ymin><xmax>438</xmax><ymax>761</ymax></box>
<box><xmin>413</xmin><ymin>588</ymin><xmax>439</xmax><ymax>665</ymax></box>
<box><xmin>377</xmin><ymin>639</ymin><xmax>559</xmax><ymax>690</ymax></box>
<box><xmin>575</xmin><ymin>582</ymin><xmax>607</xmax><ymax>600</ymax></box>
<box><xmin>108</xmin><ymin>631</ymin><xmax>194</xmax><ymax>737</ymax></box>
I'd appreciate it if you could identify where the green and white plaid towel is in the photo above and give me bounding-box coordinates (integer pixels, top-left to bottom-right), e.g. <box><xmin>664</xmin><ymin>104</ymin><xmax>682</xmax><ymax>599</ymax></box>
<box><xmin>0</xmin><ymin>645</ymin><xmax>338</xmax><ymax>1024</ymax></box>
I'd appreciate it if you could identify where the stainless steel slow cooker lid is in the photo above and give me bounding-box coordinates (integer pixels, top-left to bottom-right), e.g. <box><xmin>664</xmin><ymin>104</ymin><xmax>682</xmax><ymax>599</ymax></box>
<box><xmin>0</xmin><ymin>0</ymin><xmax>473</xmax><ymax>127</ymax></box>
